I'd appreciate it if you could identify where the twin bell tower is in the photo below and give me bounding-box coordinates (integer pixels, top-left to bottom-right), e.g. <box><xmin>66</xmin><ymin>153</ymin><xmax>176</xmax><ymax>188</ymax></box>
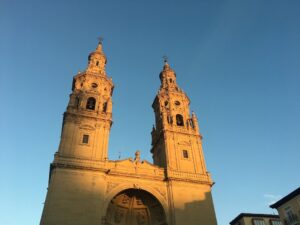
<box><xmin>40</xmin><ymin>41</ymin><xmax>218</xmax><ymax>225</ymax></box>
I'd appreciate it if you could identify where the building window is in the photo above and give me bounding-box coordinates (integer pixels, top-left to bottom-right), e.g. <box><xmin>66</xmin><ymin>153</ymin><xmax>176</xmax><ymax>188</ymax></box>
<box><xmin>82</xmin><ymin>134</ymin><xmax>89</xmax><ymax>144</ymax></box>
<box><xmin>183</xmin><ymin>150</ymin><xmax>189</xmax><ymax>159</ymax></box>
<box><xmin>176</xmin><ymin>114</ymin><xmax>184</xmax><ymax>126</ymax></box>
<box><xmin>252</xmin><ymin>219</ymin><xmax>265</xmax><ymax>225</ymax></box>
<box><xmin>270</xmin><ymin>220</ymin><xmax>282</xmax><ymax>225</ymax></box>
<box><xmin>86</xmin><ymin>97</ymin><xmax>96</xmax><ymax>110</ymax></box>
<box><xmin>284</xmin><ymin>207</ymin><xmax>298</xmax><ymax>224</ymax></box>
<box><xmin>285</xmin><ymin>207</ymin><xmax>293</xmax><ymax>219</ymax></box>
<box><xmin>96</xmin><ymin>61</ymin><xmax>99</xmax><ymax>66</ymax></box>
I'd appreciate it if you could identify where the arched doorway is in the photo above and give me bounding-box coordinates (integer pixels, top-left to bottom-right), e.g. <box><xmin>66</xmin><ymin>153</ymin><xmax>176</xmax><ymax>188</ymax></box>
<box><xmin>105</xmin><ymin>189</ymin><xmax>167</xmax><ymax>225</ymax></box>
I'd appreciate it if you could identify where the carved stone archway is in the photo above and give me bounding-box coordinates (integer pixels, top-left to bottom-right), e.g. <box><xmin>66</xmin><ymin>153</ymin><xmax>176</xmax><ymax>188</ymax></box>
<box><xmin>105</xmin><ymin>189</ymin><xmax>167</xmax><ymax>225</ymax></box>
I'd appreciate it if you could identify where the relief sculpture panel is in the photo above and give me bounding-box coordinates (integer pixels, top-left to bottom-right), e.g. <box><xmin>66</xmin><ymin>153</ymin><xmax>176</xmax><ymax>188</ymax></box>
<box><xmin>106</xmin><ymin>189</ymin><xmax>166</xmax><ymax>225</ymax></box>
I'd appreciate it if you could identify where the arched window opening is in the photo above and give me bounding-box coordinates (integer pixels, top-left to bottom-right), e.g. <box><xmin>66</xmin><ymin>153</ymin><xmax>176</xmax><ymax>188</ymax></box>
<box><xmin>103</xmin><ymin>102</ymin><xmax>107</xmax><ymax>112</ymax></box>
<box><xmin>176</xmin><ymin>114</ymin><xmax>184</xmax><ymax>126</ymax></box>
<box><xmin>169</xmin><ymin>78</ymin><xmax>173</xmax><ymax>83</ymax></box>
<box><xmin>164</xmin><ymin>101</ymin><xmax>169</xmax><ymax>109</ymax></box>
<box><xmin>96</xmin><ymin>61</ymin><xmax>99</xmax><ymax>66</ymax></box>
<box><xmin>86</xmin><ymin>97</ymin><xmax>96</xmax><ymax>110</ymax></box>
<box><xmin>106</xmin><ymin>189</ymin><xmax>167</xmax><ymax>225</ymax></box>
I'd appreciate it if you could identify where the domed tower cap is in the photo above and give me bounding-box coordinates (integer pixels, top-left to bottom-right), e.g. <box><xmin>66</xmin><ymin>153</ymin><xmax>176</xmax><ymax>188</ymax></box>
<box><xmin>86</xmin><ymin>38</ymin><xmax>108</xmax><ymax>75</ymax></box>
<box><xmin>159</xmin><ymin>56</ymin><xmax>176</xmax><ymax>80</ymax></box>
<box><xmin>88</xmin><ymin>38</ymin><xmax>107</xmax><ymax>63</ymax></box>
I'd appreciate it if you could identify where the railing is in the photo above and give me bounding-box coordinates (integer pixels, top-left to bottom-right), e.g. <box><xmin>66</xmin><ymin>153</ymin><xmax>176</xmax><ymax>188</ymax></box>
<box><xmin>284</xmin><ymin>214</ymin><xmax>300</xmax><ymax>225</ymax></box>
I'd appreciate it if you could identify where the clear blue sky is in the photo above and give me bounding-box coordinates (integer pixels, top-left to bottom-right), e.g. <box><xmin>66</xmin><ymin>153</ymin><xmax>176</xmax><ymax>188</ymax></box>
<box><xmin>1</xmin><ymin>0</ymin><xmax>299</xmax><ymax>224</ymax></box>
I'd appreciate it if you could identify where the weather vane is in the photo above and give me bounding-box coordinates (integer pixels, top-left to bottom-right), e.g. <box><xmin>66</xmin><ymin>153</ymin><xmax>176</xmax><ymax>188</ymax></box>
<box><xmin>163</xmin><ymin>55</ymin><xmax>168</xmax><ymax>63</ymax></box>
<box><xmin>97</xmin><ymin>36</ymin><xmax>104</xmax><ymax>44</ymax></box>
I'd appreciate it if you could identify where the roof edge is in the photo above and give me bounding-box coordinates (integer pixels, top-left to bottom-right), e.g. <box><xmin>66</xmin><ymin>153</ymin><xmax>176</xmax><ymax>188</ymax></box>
<box><xmin>270</xmin><ymin>187</ymin><xmax>300</xmax><ymax>209</ymax></box>
<box><xmin>230</xmin><ymin>213</ymin><xmax>280</xmax><ymax>225</ymax></box>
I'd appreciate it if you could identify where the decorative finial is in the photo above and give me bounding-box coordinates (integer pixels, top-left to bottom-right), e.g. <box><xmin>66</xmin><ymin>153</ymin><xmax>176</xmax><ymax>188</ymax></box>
<box><xmin>95</xmin><ymin>37</ymin><xmax>104</xmax><ymax>53</ymax></box>
<box><xmin>162</xmin><ymin>55</ymin><xmax>170</xmax><ymax>71</ymax></box>
<box><xmin>163</xmin><ymin>55</ymin><xmax>168</xmax><ymax>63</ymax></box>
<box><xmin>97</xmin><ymin>36</ymin><xmax>104</xmax><ymax>44</ymax></box>
<box><xmin>134</xmin><ymin>150</ymin><xmax>141</xmax><ymax>162</ymax></box>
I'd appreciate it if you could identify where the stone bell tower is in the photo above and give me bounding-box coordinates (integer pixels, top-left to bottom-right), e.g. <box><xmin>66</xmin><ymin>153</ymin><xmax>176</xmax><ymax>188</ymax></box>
<box><xmin>150</xmin><ymin>60</ymin><xmax>217</xmax><ymax>225</ymax></box>
<box><xmin>57</xmin><ymin>41</ymin><xmax>114</xmax><ymax>161</ymax></box>
<box><xmin>40</xmin><ymin>43</ymin><xmax>217</xmax><ymax>225</ymax></box>
<box><xmin>151</xmin><ymin>59</ymin><xmax>207</xmax><ymax>174</ymax></box>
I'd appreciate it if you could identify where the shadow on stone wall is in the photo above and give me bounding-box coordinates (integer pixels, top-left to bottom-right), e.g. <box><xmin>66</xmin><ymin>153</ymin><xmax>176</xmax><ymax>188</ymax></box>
<box><xmin>173</xmin><ymin>191</ymin><xmax>218</xmax><ymax>225</ymax></box>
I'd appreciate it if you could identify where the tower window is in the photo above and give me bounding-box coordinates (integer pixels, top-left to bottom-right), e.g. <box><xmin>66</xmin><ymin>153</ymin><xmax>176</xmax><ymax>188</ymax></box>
<box><xmin>86</xmin><ymin>97</ymin><xmax>96</xmax><ymax>110</ymax></box>
<box><xmin>169</xmin><ymin>79</ymin><xmax>173</xmax><ymax>83</ymax></box>
<box><xmin>183</xmin><ymin>150</ymin><xmax>189</xmax><ymax>159</ymax></box>
<box><xmin>175</xmin><ymin>101</ymin><xmax>180</xmax><ymax>106</ymax></box>
<box><xmin>176</xmin><ymin>114</ymin><xmax>184</xmax><ymax>126</ymax></box>
<box><xmin>82</xmin><ymin>134</ymin><xmax>89</xmax><ymax>144</ymax></box>
<box><xmin>96</xmin><ymin>61</ymin><xmax>99</xmax><ymax>66</ymax></box>
<box><xmin>165</xmin><ymin>101</ymin><xmax>169</xmax><ymax>109</ymax></box>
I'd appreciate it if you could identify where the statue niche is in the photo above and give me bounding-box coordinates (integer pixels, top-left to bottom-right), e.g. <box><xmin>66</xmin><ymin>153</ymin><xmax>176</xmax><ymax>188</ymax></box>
<box><xmin>105</xmin><ymin>189</ymin><xmax>167</xmax><ymax>225</ymax></box>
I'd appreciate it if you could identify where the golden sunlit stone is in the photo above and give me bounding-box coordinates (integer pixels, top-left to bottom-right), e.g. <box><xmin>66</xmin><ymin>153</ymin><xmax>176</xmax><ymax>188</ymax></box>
<box><xmin>40</xmin><ymin>42</ymin><xmax>217</xmax><ymax>225</ymax></box>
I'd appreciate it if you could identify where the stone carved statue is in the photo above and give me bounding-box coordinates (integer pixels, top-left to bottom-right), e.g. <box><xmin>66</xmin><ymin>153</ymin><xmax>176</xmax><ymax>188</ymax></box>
<box><xmin>114</xmin><ymin>208</ymin><xmax>124</xmax><ymax>223</ymax></box>
<box><xmin>134</xmin><ymin>150</ymin><xmax>141</xmax><ymax>162</ymax></box>
<box><xmin>136</xmin><ymin>210</ymin><xmax>147</xmax><ymax>225</ymax></box>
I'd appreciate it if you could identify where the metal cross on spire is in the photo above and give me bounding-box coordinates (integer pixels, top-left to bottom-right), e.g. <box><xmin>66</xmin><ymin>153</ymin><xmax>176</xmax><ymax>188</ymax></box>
<box><xmin>163</xmin><ymin>55</ymin><xmax>168</xmax><ymax>63</ymax></box>
<box><xmin>97</xmin><ymin>36</ymin><xmax>104</xmax><ymax>44</ymax></box>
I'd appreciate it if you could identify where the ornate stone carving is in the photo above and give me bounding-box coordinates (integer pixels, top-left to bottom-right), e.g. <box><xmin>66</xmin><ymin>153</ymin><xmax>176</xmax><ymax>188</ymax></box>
<box><xmin>106</xmin><ymin>190</ymin><xmax>165</xmax><ymax>225</ymax></box>
<box><xmin>79</xmin><ymin>124</ymin><xmax>95</xmax><ymax>130</ymax></box>
<box><xmin>136</xmin><ymin>210</ymin><xmax>148</xmax><ymax>225</ymax></box>
<box><xmin>114</xmin><ymin>208</ymin><xmax>125</xmax><ymax>223</ymax></box>
<box><xmin>133</xmin><ymin>183</ymin><xmax>140</xmax><ymax>189</ymax></box>
<box><xmin>134</xmin><ymin>150</ymin><xmax>141</xmax><ymax>164</ymax></box>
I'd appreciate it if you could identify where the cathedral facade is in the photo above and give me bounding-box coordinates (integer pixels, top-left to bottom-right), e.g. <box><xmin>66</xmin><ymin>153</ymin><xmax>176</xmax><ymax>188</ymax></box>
<box><xmin>40</xmin><ymin>42</ymin><xmax>217</xmax><ymax>225</ymax></box>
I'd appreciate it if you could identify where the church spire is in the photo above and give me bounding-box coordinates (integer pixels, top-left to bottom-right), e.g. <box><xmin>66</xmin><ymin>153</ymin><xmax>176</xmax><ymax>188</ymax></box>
<box><xmin>56</xmin><ymin>40</ymin><xmax>114</xmax><ymax>162</ymax></box>
<box><xmin>151</xmin><ymin>60</ymin><xmax>208</xmax><ymax>175</ymax></box>
<box><xmin>86</xmin><ymin>40</ymin><xmax>107</xmax><ymax>75</ymax></box>
<box><xmin>159</xmin><ymin>58</ymin><xmax>179</xmax><ymax>91</ymax></box>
